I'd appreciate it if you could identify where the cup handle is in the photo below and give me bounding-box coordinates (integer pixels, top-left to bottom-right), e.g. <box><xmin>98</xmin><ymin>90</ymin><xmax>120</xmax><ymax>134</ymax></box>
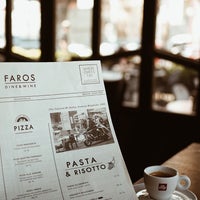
<box><xmin>176</xmin><ymin>175</ymin><xmax>191</xmax><ymax>190</ymax></box>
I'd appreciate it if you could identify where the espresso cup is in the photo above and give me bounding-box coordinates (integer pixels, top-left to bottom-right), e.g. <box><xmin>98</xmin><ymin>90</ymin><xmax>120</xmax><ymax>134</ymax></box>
<box><xmin>144</xmin><ymin>165</ymin><xmax>191</xmax><ymax>200</ymax></box>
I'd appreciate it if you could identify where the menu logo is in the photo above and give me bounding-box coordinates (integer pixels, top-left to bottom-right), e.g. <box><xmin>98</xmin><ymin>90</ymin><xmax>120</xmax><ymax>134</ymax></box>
<box><xmin>4</xmin><ymin>74</ymin><xmax>37</xmax><ymax>89</ymax></box>
<box><xmin>14</xmin><ymin>114</ymin><xmax>34</xmax><ymax>133</ymax></box>
<box><xmin>79</xmin><ymin>64</ymin><xmax>99</xmax><ymax>85</ymax></box>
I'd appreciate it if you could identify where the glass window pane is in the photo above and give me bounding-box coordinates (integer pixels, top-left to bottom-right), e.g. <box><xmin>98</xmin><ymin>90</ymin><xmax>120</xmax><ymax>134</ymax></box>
<box><xmin>102</xmin><ymin>56</ymin><xmax>141</xmax><ymax>107</ymax></box>
<box><xmin>156</xmin><ymin>0</ymin><xmax>200</xmax><ymax>60</ymax></box>
<box><xmin>55</xmin><ymin>0</ymin><xmax>93</xmax><ymax>61</ymax></box>
<box><xmin>0</xmin><ymin>0</ymin><xmax>6</xmax><ymax>48</ymax></box>
<box><xmin>100</xmin><ymin>0</ymin><xmax>143</xmax><ymax>56</ymax></box>
<box><xmin>152</xmin><ymin>58</ymin><xmax>198</xmax><ymax>115</ymax></box>
<box><xmin>12</xmin><ymin>0</ymin><xmax>41</xmax><ymax>59</ymax></box>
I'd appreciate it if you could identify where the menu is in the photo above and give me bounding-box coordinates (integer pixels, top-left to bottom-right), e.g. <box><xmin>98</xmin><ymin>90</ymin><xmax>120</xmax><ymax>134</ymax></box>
<box><xmin>0</xmin><ymin>61</ymin><xmax>138</xmax><ymax>200</ymax></box>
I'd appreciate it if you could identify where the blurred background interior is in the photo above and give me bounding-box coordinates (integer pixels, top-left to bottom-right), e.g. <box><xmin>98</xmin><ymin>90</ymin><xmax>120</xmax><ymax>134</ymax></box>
<box><xmin>0</xmin><ymin>0</ymin><xmax>200</xmax><ymax>182</ymax></box>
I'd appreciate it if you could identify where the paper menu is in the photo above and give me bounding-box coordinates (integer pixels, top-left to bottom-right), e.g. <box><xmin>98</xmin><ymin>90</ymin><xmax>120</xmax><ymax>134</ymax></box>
<box><xmin>0</xmin><ymin>61</ymin><xmax>138</xmax><ymax>200</ymax></box>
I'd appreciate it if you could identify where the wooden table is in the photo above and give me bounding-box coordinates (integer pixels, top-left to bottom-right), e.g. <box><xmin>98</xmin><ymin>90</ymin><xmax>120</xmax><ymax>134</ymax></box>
<box><xmin>134</xmin><ymin>142</ymin><xmax>200</xmax><ymax>199</ymax></box>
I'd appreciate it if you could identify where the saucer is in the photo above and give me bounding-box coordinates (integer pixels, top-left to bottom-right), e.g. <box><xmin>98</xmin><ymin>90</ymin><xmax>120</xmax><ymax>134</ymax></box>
<box><xmin>134</xmin><ymin>183</ymin><xmax>197</xmax><ymax>200</ymax></box>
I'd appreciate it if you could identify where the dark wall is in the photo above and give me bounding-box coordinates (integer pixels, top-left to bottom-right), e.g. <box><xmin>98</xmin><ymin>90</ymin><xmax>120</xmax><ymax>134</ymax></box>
<box><xmin>114</xmin><ymin>108</ymin><xmax>200</xmax><ymax>182</ymax></box>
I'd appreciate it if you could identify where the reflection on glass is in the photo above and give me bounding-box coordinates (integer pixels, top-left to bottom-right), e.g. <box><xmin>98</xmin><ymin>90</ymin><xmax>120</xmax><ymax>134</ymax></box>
<box><xmin>12</xmin><ymin>0</ymin><xmax>41</xmax><ymax>59</ymax></box>
<box><xmin>102</xmin><ymin>56</ymin><xmax>141</xmax><ymax>107</ymax></box>
<box><xmin>152</xmin><ymin>59</ymin><xmax>198</xmax><ymax>115</ymax></box>
<box><xmin>55</xmin><ymin>0</ymin><xmax>93</xmax><ymax>61</ymax></box>
<box><xmin>156</xmin><ymin>0</ymin><xmax>200</xmax><ymax>60</ymax></box>
<box><xmin>100</xmin><ymin>0</ymin><xmax>143</xmax><ymax>56</ymax></box>
<box><xmin>0</xmin><ymin>0</ymin><xmax>6</xmax><ymax>48</ymax></box>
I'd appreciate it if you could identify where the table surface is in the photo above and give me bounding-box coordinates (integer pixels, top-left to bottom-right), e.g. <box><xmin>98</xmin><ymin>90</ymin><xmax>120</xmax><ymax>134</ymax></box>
<box><xmin>134</xmin><ymin>142</ymin><xmax>200</xmax><ymax>199</ymax></box>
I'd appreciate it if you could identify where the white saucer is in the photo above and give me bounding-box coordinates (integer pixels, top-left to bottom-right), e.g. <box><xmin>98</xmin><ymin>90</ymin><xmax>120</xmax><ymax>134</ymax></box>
<box><xmin>134</xmin><ymin>183</ymin><xmax>197</xmax><ymax>200</ymax></box>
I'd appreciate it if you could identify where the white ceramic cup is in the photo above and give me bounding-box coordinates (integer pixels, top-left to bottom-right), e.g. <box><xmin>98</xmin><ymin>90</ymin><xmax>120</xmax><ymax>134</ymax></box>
<box><xmin>144</xmin><ymin>165</ymin><xmax>191</xmax><ymax>200</ymax></box>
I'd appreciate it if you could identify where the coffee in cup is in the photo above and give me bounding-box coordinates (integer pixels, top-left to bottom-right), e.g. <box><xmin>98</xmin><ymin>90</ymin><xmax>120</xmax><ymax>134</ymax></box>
<box><xmin>144</xmin><ymin>165</ymin><xmax>191</xmax><ymax>200</ymax></box>
<box><xmin>149</xmin><ymin>171</ymin><xmax>173</xmax><ymax>178</ymax></box>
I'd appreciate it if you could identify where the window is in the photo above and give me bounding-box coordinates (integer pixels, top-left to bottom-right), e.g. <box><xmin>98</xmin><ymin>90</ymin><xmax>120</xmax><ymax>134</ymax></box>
<box><xmin>155</xmin><ymin>0</ymin><xmax>200</xmax><ymax>60</ymax></box>
<box><xmin>100</xmin><ymin>0</ymin><xmax>143</xmax><ymax>56</ymax></box>
<box><xmin>152</xmin><ymin>59</ymin><xmax>198</xmax><ymax>115</ymax></box>
<box><xmin>1</xmin><ymin>0</ymin><xmax>200</xmax><ymax>116</ymax></box>
<box><xmin>153</xmin><ymin>0</ymin><xmax>200</xmax><ymax>115</ymax></box>
<box><xmin>55</xmin><ymin>0</ymin><xmax>93</xmax><ymax>60</ymax></box>
<box><xmin>12</xmin><ymin>0</ymin><xmax>41</xmax><ymax>59</ymax></box>
<box><xmin>0</xmin><ymin>0</ymin><xmax>6</xmax><ymax>49</ymax></box>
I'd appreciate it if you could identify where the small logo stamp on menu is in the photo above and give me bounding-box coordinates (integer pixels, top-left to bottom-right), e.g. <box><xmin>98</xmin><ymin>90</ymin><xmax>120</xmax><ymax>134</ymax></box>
<box><xmin>158</xmin><ymin>183</ymin><xmax>167</xmax><ymax>191</ymax></box>
<box><xmin>79</xmin><ymin>64</ymin><xmax>100</xmax><ymax>85</ymax></box>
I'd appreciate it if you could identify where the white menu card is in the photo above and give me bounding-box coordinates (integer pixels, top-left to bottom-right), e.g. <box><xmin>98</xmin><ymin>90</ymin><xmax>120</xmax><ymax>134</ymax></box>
<box><xmin>0</xmin><ymin>61</ymin><xmax>138</xmax><ymax>200</ymax></box>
